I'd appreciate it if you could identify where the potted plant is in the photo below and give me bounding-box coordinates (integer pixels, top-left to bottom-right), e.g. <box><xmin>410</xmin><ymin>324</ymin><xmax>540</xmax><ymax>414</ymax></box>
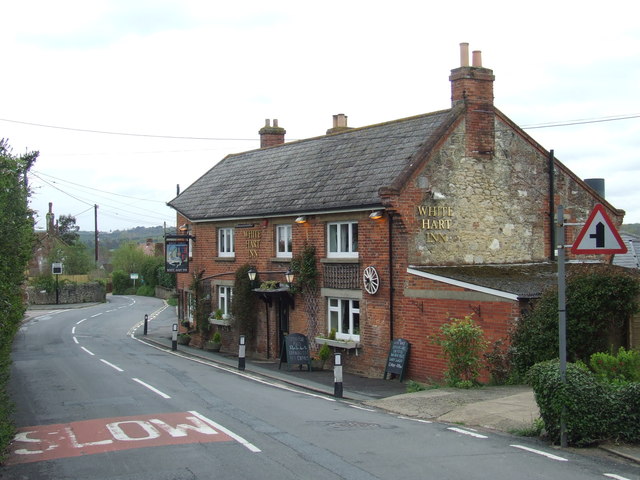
<box><xmin>312</xmin><ymin>343</ymin><xmax>331</xmax><ymax>370</ymax></box>
<box><xmin>205</xmin><ymin>331</ymin><xmax>222</xmax><ymax>352</ymax></box>
<box><xmin>210</xmin><ymin>308</ymin><xmax>232</xmax><ymax>326</ymax></box>
<box><xmin>177</xmin><ymin>333</ymin><xmax>191</xmax><ymax>345</ymax></box>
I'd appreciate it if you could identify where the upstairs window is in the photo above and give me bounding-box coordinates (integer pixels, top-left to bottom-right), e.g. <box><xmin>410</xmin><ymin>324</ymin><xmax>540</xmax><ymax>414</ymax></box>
<box><xmin>276</xmin><ymin>224</ymin><xmax>292</xmax><ymax>258</ymax></box>
<box><xmin>218</xmin><ymin>227</ymin><xmax>234</xmax><ymax>257</ymax></box>
<box><xmin>327</xmin><ymin>221</ymin><xmax>358</xmax><ymax>258</ymax></box>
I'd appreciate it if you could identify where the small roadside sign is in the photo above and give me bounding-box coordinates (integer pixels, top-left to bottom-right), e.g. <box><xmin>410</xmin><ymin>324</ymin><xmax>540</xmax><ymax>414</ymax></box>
<box><xmin>130</xmin><ymin>273</ymin><xmax>139</xmax><ymax>280</ymax></box>
<box><xmin>571</xmin><ymin>204</ymin><xmax>627</xmax><ymax>255</ymax></box>
<box><xmin>52</xmin><ymin>263</ymin><xmax>63</xmax><ymax>275</ymax></box>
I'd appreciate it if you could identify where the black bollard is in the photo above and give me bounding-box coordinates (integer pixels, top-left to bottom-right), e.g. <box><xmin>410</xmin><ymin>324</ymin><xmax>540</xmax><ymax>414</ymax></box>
<box><xmin>171</xmin><ymin>323</ymin><xmax>178</xmax><ymax>351</ymax></box>
<box><xmin>238</xmin><ymin>335</ymin><xmax>246</xmax><ymax>371</ymax></box>
<box><xmin>144</xmin><ymin>314</ymin><xmax>149</xmax><ymax>335</ymax></box>
<box><xmin>334</xmin><ymin>352</ymin><xmax>343</xmax><ymax>398</ymax></box>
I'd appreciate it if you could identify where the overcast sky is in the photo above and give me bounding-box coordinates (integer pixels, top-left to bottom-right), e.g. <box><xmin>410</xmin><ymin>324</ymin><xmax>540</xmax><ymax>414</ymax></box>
<box><xmin>2</xmin><ymin>1</ymin><xmax>639</xmax><ymax>232</ymax></box>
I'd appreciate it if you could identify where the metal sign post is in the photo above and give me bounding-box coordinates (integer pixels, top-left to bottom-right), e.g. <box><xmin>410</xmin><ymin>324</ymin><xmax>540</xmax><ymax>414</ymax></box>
<box><xmin>556</xmin><ymin>205</ymin><xmax>568</xmax><ymax>448</ymax></box>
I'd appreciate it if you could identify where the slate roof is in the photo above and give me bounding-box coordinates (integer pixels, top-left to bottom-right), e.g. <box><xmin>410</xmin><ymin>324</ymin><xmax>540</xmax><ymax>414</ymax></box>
<box><xmin>613</xmin><ymin>232</ymin><xmax>640</xmax><ymax>269</ymax></box>
<box><xmin>410</xmin><ymin>263</ymin><xmax>559</xmax><ymax>299</ymax></box>
<box><xmin>168</xmin><ymin>109</ymin><xmax>458</xmax><ymax>221</ymax></box>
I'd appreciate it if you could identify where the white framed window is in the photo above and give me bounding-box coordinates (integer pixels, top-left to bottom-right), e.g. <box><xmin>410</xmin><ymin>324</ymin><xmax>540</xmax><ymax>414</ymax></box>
<box><xmin>218</xmin><ymin>227</ymin><xmax>234</xmax><ymax>257</ymax></box>
<box><xmin>327</xmin><ymin>221</ymin><xmax>358</xmax><ymax>258</ymax></box>
<box><xmin>218</xmin><ymin>286</ymin><xmax>233</xmax><ymax>316</ymax></box>
<box><xmin>328</xmin><ymin>298</ymin><xmax>360</xmax><ymax>340</ymax></box>
<box><xmin>276</xmin><ymin>224</ymin><xmax>292</xmax><ymax>258</ymax></box>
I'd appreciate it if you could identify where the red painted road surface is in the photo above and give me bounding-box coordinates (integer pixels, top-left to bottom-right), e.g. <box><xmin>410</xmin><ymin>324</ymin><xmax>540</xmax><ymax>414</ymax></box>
<box><xmin>6</xmin><ymin>411</ymin><xmax>241</xmax><ymax>465</ymax></box>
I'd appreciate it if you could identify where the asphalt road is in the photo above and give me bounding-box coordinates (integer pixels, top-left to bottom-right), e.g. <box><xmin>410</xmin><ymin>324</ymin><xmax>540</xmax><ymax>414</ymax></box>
<box><xmin>3</xmin><ymin>295</ymin><xmax>638</xmax><ymax>479</ymax></box>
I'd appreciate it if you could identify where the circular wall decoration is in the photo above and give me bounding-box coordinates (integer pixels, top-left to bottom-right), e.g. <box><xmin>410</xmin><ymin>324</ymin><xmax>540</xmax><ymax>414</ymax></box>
<box><xmin>363</xmin><ymin>266</ymin><xmax>380</xmax><ymax>295</ymax></box>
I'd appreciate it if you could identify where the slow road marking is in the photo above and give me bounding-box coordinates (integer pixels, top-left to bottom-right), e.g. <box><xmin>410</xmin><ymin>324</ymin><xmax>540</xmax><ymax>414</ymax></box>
<box><xmin>6</xmin><ymin>411</ymin><xmax>259</xmax><ymax>465</ymax></box>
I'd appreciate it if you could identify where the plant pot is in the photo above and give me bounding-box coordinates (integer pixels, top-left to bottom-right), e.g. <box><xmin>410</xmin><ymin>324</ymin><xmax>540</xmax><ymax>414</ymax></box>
<box><xmin>311</xmin><ymin>359</ymin><xmax>326</xmax><ymax>371</ymax></box>
<box><xmin>177</xmin><ymin>335</ymin><xmax>191</xmax><ymax>345</ymax></box>
<box><xmin>205</xmin><ymin>342</ymin><xmax>221</xmax><ymax>352</ymax></box>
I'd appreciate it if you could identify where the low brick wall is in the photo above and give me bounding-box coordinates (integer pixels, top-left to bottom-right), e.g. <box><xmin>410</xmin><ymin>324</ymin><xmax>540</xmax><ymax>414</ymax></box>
<box><xmin>155</xmin><ymin>286</ymin><xmax>176</xmax><ymax>300</ymax></box>
<box><xmin>27</xmin><ymin>282</ymin><xmax>106</xmax><ymax>305</ymax></box>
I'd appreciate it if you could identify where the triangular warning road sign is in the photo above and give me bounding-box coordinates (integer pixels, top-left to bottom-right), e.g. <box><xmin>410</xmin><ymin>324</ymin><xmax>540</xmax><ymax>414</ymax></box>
<box><xmin>571</xmin><ymin>204</ymin><xmax>628</xmax><ymax>254</ymax></box>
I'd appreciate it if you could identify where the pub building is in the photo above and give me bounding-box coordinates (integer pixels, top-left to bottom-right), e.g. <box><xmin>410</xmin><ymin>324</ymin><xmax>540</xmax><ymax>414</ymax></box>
<box><xmin>167</xmin><ymin>44</ymin><xmax>626</xmax><ymax>382</ymax></box>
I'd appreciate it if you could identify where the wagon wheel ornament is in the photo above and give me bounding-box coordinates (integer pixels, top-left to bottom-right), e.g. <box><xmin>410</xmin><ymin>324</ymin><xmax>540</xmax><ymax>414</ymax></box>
<box><xmin>363</xmin><ymin>266</ymin><xmax>380</xmax><ymax>295</ymax></box>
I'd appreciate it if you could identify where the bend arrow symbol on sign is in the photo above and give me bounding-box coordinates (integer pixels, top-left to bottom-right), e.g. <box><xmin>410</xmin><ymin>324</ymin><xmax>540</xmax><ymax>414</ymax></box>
<box><xmin>571</xmin><ymin>204</ymin><xmax>627</xmax><ymax>255</ymax></box>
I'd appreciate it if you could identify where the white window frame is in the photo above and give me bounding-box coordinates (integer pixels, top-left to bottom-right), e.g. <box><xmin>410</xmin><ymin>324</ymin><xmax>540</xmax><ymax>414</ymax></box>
<box><xmin>327</xmin><ymin>297</ymin><xmax>360</xmax><ymax>341</ymax></box>
<box><xmin>218</xmin><ymin>286</ymin><xmax>233</xmax><ymax>316</ymax></box>
<box><xmin>327</xmin><ymin>221</ymin><xmax>358</xmax><ymax>258</ymax></box>
<box><xmin>276</xmin><ymin>224</ymin><xmax>292</xmax><ymax>258</ymax></box>
<box><xmin>218</xmin><ymin>227</ymin><xmax>234</xmax><ymax>257</ymax></box>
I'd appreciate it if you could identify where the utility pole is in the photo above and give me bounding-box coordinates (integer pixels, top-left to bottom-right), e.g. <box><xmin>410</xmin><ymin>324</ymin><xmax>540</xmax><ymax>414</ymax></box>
<box><xmin>94</xmin><ymin>204</ymin><xmax>99</xmax><ymax>264</ymax></box>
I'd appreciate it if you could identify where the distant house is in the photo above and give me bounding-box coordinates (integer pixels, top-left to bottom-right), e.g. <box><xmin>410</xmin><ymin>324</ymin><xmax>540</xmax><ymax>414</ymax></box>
<box><xmin>614</xmin><ymin>232</ymin><xmax>640</xmax><ymax>269</ymax></box>
<box><xmin>168</xmin><ymin>44</ymin><xmax>628</xmax><ymax>382</ymax></box>
<box><xmin>28</xmin><ymin>203</ymin><xmax>68</xmax><ymax>277</ymax></box>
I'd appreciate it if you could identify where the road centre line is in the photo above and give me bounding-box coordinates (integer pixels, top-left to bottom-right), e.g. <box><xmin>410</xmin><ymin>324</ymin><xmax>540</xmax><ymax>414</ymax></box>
<box><xmin>510</xmin><ymin>444</ymin><xmax>568</xmax><ymax>462</ymax></box>
<box><xmin>76</xmin><ymin>318</ymin><xmax>87</xmax><ymax>324</ymax></box>
<box><xmin>132</xmin><ymin>378</ymin><xmax>171</xmax><ymax>399</ymax></box>
<box><xmin>90</xmin><ymin>313</ymin><xmax>103</xmax><ymax>318</ymax></box>
<box><xmin>100</xmin><ymin>359</ymin><xmax>124</xmax><ymax>372</ymax></box>
<box><xmin>81</xmin><ymin>347</ymin><xmax>95</xmax><ymax>356</ymax></box>
<box><xmin>447</xmin><ymin>427</ymin><xmax>488</xmax><ymax>439</ymax></box>
<box><xmin>71</xmin><ymin>327</ymin><xmax>76</xmax><ymax>334</ymax></box>
<box><xmin>189</xmin><ymin>411</ymin><xmax>261</xmax><ymax>453</ymax></box>
<box><xmin>73</xmin><ymin>337</ymin><xmax>79</xmax><ymax>344</ymax></box>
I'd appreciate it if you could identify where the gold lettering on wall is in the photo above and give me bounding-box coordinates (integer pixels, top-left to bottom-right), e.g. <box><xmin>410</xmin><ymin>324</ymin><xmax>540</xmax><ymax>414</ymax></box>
<box><xmin>244</xmin><ymin>230</ymin><xmax>262</xmax><ymax>255</ymax></box>
<box><xmin>417</xmin><ymin>205</ymin><xmax>453</xmax><ymax>243</ymax></box>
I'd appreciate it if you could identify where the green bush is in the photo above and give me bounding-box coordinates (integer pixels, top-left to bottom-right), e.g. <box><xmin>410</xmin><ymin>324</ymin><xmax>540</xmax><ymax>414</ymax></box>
<box><xmin>511</xmin><ymin>265</ymin><xmax>640</xmax><ymax>377</ymax></box>
<box><xmin>590</xmin><ymin>348</ymin><xmax>640</xmax><ymax>384</ymax></box>
<box><xmin>136</xmin><ymin>285</ymin><xmax>155</xmax><ymax>297</ymax></box>
<box><xmin>167</xmin><ymin>297</ymin><xmax>178</xmax><ymax>307</ymax></box>
<box><xmin>111</xmin><ymin>270</ymin><xmax>132</xmax><ymax>295</ymax></box>
<box><xmin>433</xmin><ymin>315</ymin><xmax>487</xmax><ymax>387</ymax></box>
<box><xmin>527</xmin><ymin>360</ymin><xmax>640</xmax><ymax>446</ymax></box>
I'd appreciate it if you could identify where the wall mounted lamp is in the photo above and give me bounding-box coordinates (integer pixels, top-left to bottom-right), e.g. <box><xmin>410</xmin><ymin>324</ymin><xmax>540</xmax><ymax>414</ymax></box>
<box><xmin>285</xmin><ymin>268</ymin><xmax>295</xmax><ymax>286</ymax></box>
<box><xmin>295</xmin><ymin>216</ymin><xmax>307</xmax><ymax>224</ymax></box>
<box><xmin>369</xmin><ymin>210</ymin><xmax>384</xmax><ymax>220</ymax></box>
<box><xmin>247</xmin><ymin>267</ymin><xmax>257</xmax><ymax>282</ymax></box>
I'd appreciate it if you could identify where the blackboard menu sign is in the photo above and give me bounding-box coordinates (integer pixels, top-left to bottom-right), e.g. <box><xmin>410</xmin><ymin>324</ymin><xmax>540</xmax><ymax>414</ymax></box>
<box><xmin>279</xmin><ymin>333</ymin><xmax>311</xmax><ymax>371</ymax></box>
<box><xmin>384</xmin><ymin>338</ymin><xmax>410</xmax><ymax>381</ymax></box>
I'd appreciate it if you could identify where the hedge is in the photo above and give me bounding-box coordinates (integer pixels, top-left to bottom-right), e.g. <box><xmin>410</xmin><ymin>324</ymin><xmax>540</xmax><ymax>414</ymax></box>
<box><xmin>527</xmin><ymin>360</ymin><xmax>640</xmax><ymax>446</ymax></box>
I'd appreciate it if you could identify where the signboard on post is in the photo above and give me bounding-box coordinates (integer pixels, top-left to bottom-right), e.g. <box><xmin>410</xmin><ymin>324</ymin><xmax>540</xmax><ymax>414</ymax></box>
<box><xmin>571</xmin><ymin>204</ymin><xmax>627</xmax><ymax>255</ymax></box>
<box><xmin>165</xmin><ymin>241</ymin><xmax>189</xmax><ymax>273</ymax></box>
<box><xmin>51</xmin><ymin>263</ymin><xmax>63</xmax><ymax>275</ymax></box>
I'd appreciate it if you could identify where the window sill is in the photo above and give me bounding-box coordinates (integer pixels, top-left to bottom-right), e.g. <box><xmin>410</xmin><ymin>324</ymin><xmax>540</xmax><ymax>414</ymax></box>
<box><xmin>320</xmin><ymin>257</ymin><xmax>360</xmax><ymax>264</ymax></box>
<box><xmin>209</xmin><ymin>317</ymin><xmax>233</xmax><ymax>326</ymax></box>
<box><xmin>315</xmin><ymin>337</ymin><xmax>360</xmax><ymax>349</ymax></box>
<box><xmin>215</xmin><ymin>257</ymin><xmax>236</xmax><ymax>262</ymax></box>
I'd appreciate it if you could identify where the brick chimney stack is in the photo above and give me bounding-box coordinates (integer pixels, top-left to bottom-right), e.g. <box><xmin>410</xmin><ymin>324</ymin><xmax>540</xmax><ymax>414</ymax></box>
<box><xmin>259</xmin><ymin>119</ymin><xmax>286</xmax><ymax>148</ymax></box>
<box><xmin>449</xmin><ymin>43</ymin><xmax>495</xmax><ymax>157</ymax></box>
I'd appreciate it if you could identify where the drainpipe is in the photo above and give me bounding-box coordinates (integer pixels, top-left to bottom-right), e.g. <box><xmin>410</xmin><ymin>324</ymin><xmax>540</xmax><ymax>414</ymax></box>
<box><xmin>548</xmin><ymin>149</ymin><xmax>555</xmax><ymax>261</ymax></box>
<box><xmin>388</xmin><ymin>212</ymin><xmax>394</xmax><ymax>341</ymax></box>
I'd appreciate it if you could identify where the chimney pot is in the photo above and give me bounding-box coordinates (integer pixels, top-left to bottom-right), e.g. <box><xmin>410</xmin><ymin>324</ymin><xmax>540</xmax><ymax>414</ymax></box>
<box><xmin>327</xmin><ymin>113</ymin><xmax>353</xmax><ymax>134</ymax></box>
<box><xmin>460</xmin><ymin>42</ymin><xmax>469</xmax><ymax>67</ymax></box>
<box><xmin>259</xmin><ymin>118</ymin><xmax>286</xmax><ymax>148</ymax></box>
<box><xmin>472</xmin><ymin>50</ymin><xmax>482</xmax><ymax>67</ymax></box>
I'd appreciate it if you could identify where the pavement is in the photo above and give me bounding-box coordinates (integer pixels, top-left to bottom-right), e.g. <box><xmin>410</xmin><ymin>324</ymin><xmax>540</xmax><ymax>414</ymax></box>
<box><xmin>23</xmin><ymin>300</ymin><xmax>640</xmax><ymax>466</ymax></box>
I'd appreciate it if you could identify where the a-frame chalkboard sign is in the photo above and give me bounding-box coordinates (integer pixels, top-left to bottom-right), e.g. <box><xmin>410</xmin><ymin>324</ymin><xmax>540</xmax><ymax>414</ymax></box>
<box><xmin>279</xmin><ymin>333</ymin><xmax>311</xmax><ymax>371</ymax></box>
<box><xmin>384</xmin><ymin>338</ymin><xmax>410</xmax><ymax>381</ymax></box>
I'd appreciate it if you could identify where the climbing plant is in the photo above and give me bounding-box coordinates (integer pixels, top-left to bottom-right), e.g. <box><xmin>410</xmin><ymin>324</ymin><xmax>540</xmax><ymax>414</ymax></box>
<box><xmin>291</xmin><ymin>244</ymin><xmax>320</xmax><ymax>341</ymax></box>
<box><xmin>231</xmin><ymin>264</ymin><xmax>259</xmax><ymax>345</ymax></box>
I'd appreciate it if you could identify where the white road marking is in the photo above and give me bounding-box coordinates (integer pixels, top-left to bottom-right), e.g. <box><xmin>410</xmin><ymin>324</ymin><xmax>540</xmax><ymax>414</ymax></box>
<box><xmin>131</xmin><ymin>378</ymin><xmax>171</xmax><ymax>399</ymax></box>
<box><xmin>73</xmin><ymin>337</ymin><xmax>79</xmax><ymax>344</ymax></box>
<box><xmin>81</xmin><ymin>347</ymin><xmax>95</xmax><ymax>356</ymax></box>
<box><xmin>510</xmin><ymin>444</ymin><xmax>568</xmax><ymax>462</ymax></box>
<box><xmin>71</xmin><ymin>327</ymin><xmax>76</xmax><ymax>334</ymax></box>
<box><xmin>90</xmin><ymin>313</ymin><xmax>103</xmax><ymax>318</ymax></box>
<box><xmin>447</xmin><ymin>427</ymin><xmax>488</xmax><ymax>439</ymax></box>
<box><xmin>398</xmin><ymin>416</ymin><xmax>432</xmax><ymax>424</ymax></box>
<box><xmin>349</xmin><ymin>405</ymin><xmax>375</xmax><ymax>412</ymax></box>
<box><xmin>189</xmin><ymin>411</ymin><xmax>261</xmax><ymax>453</ymax></box>
<box><xmin>604</xmin><ymin>474</ymin><xmax>632</xmax><ymax>480</ymax></box>
<box><xmin>76</xmin><ymin>319</ymin><xmax>87</xmax><ymax>324</ymax></box>
<box><xmin>100</xmin><ymin>359</ymin><xmax>124</xmax><ymax>372</ymax></box>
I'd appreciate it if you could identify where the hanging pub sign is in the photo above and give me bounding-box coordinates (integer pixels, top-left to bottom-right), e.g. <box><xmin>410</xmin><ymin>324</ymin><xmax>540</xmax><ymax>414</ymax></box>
<box><xmin>165</xmin><ymin>240</ymin><xmax>189</xmax><ymax>273</ymax></box>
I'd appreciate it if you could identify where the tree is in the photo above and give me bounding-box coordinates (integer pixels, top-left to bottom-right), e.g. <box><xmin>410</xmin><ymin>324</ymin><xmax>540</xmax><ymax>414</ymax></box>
<box><xmin>57</xmin><ymin>214</ymin><xmax>80</xmax><ymax>245</ymax></box>
<box><xmin>0</xmin><ymin>138</ymin><xmax>37</xmax><ymax>460</ymax></box>
<box><xmin>48</xmin><ymin>242</ymin><xmax>93</xmax><ymax>275</ymax></box>
<box><xmin>111</xmin><ymin>242</ymin><xmax>148</xmax><ymax>275</ymax></box>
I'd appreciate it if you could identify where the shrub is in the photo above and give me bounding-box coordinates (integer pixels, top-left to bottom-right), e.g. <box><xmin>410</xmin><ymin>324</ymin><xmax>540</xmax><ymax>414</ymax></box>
<box><xmin>484</xmin><ymin>338</ymin><xmax>512</xmax><ymax>385</ymax></box>
<box><xmin>111</xmin><ymin>270</ymin><xmax>132</xmax><ymax>295</ymax></box>
<box><xmin>317</xmin><ymin>343</ymin><xmax>331</xmax><ymax>362</ymax></box>
<box><xmin>590</xmin><ymin>348</ymin><xmax>640</xmax><ymax>384</ymax></box>
<box><xmin>511</xmin><ymin>265</ymin><xmax>640</xmax><ymax>377</ymax></box>
<box><xmin>136</xmin><ymin>285</ymin><xmax>155</xmax><ymax>297</ymax></box>
<box><xmin>527</xmin><ymin>360</ymin><xmax>640</xmax><ymax>446</ymax></box>
<box><xmin>433</xmin><ymin>315</ymin><xmax>487</xmax><ymax>387</ymax></box>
